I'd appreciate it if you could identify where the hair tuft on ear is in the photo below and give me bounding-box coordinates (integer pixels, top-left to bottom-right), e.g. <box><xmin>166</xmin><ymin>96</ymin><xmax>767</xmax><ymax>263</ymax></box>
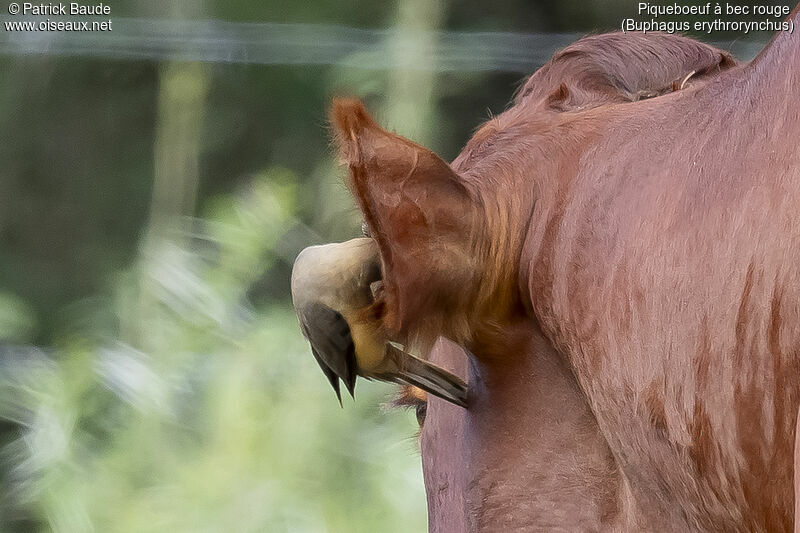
<box><xmin>330</xmin><ymin>98</ymin><xmax>375</xmax><ymax>138</ymax></box>
<box><xmin>329</xmin><ymin>97</ymin><xmax>381</xmax><ymax>166</ymax></box>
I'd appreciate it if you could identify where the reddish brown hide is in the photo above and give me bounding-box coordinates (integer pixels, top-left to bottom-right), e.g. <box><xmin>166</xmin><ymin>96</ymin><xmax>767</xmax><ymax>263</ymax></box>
<box><xmin>329</xmin><ymin>14</ymin><xmax>800</xmax><ymax>533</ymax></box>
<box><xmin>796</xmin><ymin>405</ymin><xmax>800</xmax><ymax>533</ymax></box>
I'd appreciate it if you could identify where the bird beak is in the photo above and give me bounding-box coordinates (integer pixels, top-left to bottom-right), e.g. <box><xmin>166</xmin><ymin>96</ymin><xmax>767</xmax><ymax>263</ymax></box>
<box><xmin>383</xmin><ymin>343</ymin><xmax>468</xmax><ymax>408</ymax></box>
<box><xmin>291</xmin><ymin>237</ymin><xmax>469</xmax><ymax>408</ymax></box>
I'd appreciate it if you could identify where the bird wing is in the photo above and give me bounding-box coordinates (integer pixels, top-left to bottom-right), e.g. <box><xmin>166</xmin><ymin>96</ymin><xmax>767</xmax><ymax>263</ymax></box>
<box><xmin>299</xmin><ymin>303</ymin><xmax>358</xmax><ymax>402</ymax></box>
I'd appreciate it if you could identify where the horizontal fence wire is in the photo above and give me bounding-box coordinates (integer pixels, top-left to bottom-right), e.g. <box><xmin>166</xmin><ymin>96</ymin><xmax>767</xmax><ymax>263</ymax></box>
<box><xmin>0</xmin><ymin>18</ymin><xmax>768</xmax><ymax>71</ymax></box>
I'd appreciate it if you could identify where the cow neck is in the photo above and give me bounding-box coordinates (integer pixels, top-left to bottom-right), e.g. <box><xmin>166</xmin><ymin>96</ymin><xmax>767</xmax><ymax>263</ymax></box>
<box><xmin>745</xmin><ymin>6</ymin><xmax>800</xmax><ymax>98</ymax></box>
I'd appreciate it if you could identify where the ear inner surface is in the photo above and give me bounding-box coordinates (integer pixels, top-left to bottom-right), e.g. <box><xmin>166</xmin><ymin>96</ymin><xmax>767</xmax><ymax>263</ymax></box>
<box><xmin>330</xmin><ymin>98</ymin><xmax>480</xmax><ymax>346</ymax></box>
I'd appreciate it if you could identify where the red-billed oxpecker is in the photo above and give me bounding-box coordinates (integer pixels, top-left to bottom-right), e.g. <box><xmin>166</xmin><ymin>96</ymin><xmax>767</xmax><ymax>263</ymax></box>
<box><xmin>291</xmin><ymin>237</ymin><xmax>468</xmax><ymax>407</ymax></box>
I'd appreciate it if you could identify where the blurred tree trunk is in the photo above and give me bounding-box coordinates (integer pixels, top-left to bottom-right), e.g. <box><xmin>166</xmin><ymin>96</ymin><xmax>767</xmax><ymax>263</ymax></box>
<box><xmin>146</xmin><ymin>1</ymin><xmax>211</xmax><ymax>239</ymax></box>
<box><xmin>147</xmin><ymin>62</ymin><xmax>209</xmax><ymax>239</ymax></box>
<box><xmin>124</xmin><ymin>2</ymin><xmax>210</xmax><ymax>348</ymax></box>
<box><xmin>383</xmin><ymin>0</ymin><xmax>447</xmax><ymax>147</ymax></box>
<box><xmin>313</xmin><ymin>0</ymin><xmax>448</xmax><ymax>241</ymax></box>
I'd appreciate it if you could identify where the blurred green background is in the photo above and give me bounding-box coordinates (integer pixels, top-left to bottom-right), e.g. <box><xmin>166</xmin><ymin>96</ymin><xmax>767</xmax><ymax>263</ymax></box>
<box><xmin>0</xmin><ymin>0</ymin><xmax>779</xmax><ymax>531</ymax></box>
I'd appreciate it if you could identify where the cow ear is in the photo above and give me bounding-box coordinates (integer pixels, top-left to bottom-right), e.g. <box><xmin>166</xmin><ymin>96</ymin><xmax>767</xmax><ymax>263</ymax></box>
<box><xmin>329</xmin><ymin>98</ymin><xmax>479</xmax><ymax>339</ymax></box>
<box><xmin>545</xmin><ymin>83</ymin><xmax>571</xmax><ymax>111</ymax></box>
<box><xmin>330</xmin><ymin>98</ymin><xmax>475</xmax><ymax>247</ymax></box>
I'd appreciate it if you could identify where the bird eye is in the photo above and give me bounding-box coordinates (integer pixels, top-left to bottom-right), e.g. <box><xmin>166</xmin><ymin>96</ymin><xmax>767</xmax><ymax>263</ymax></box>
<box><xmin>361</xmin><ymin>221</ymin><xmax>372</xmax><ymax>238</ymax></box>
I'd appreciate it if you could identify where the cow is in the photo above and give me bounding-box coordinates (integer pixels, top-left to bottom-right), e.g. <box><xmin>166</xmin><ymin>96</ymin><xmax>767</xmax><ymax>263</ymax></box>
<box><xmin>292</xmin><ymin>9</ymin><xmax>800</xmax><ymax>532</ymax></box>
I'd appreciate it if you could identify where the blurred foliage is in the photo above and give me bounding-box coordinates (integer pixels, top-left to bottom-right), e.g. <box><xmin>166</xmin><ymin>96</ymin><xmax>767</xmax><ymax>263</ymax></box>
<box><xmin>0</xmin><ymin>0</ymin><xmax>790</xmax><ymax>530</ymax></box>
<box><xmin>0</xmin><ymin>174</ymin><xmax>426</xmax><ymax>532</ymax></box>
